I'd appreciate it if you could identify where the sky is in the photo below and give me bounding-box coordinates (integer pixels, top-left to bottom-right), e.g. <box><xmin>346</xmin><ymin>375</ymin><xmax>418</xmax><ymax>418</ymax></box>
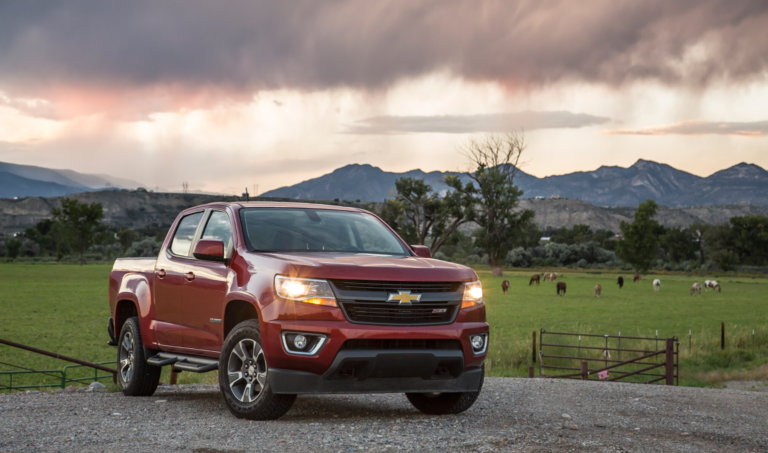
<box><xmin>1</xmin><ymin>1</ymin><xmax>767</xmax><ymax>195</ymax></box>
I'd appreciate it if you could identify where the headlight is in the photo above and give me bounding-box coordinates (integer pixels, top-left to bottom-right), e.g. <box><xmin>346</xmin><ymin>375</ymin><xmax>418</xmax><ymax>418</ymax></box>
<box><xmin>275</xmin><ymin>276</ymin><xmax>337</xmax><ymax>307</ymax></box>
<box><xmin>461</xmin><ymin>281</ymin><xmax>483</xmax><ymax>309</ymax></box>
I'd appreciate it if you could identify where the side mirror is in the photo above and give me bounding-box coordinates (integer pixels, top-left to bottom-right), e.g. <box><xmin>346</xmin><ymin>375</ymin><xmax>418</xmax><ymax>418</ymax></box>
<box><xmin>411</xmin><ymin>245</ymin><xmax>432</xmax><ymax>259</ymax></box>
<box><xmin>193</xmin><ymin>239</ymin><xmax>226</xmax><ymax>262</ymax></box>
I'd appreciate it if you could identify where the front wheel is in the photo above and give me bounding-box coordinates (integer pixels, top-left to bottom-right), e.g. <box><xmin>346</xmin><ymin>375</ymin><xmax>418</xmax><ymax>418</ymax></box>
<box><xmin>406</xmin><ymin>366</ymin><xmax>484</xmax><ymax>415</ymax></box>
<box><xmin>218</xmin><ymin>319</ymin><xmax>296</xmax><ymax>420</ymax></box>
<box><xmin>117</xmin><ymin>316</ymin><xmax>161</xmax><ymax>396</ymax></box>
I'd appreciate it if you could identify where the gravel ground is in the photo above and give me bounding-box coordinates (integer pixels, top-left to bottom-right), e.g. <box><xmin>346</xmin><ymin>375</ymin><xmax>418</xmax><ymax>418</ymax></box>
<box><xmin>1</xmin><ymin>378</ymin><xmax>766</xmax><ymax>452</ymax></box>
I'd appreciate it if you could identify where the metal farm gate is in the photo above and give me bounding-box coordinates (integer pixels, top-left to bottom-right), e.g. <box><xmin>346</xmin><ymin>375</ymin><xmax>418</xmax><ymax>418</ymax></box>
<box><xmin>538</xmin><ymin>329</ymin><xmax>679</xmax><ymax>385</ymax></box>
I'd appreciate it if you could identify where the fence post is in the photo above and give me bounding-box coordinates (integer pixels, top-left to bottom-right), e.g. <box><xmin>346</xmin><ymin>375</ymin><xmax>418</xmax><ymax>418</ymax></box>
<box><xmin>665</xmin><ymin>338</ymin><xmax>674</xmax><ymax>385</ymax></box>
<box><xmin>528</xmin><ymin>366</ymin><xmax>534</xmax><ymax>378</ymax></box>
<box><xmin>581</xmin><ymin>362</ymin><xmax>588</xmax><ymax>381</ymax></box>
<box><xmin>721</xmin><ymin>322</ymin><xmax>725</xmax><ymax>350</ymax></box>
<box><xmin>532</xmin><ymin>331</ymin><xmax>536</xmax><ymax>364</ymax></box>
<box><xmin>169</xmin><ymin>364</ymin><xmax>178</xmax><ymax>385</ymax></box>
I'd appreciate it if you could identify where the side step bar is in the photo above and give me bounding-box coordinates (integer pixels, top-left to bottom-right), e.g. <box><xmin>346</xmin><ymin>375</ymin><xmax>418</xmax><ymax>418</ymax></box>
<box><xmin>146</xmin><ymin>352</ymin><xmax>219</xmax><ymax>373</ymax></box>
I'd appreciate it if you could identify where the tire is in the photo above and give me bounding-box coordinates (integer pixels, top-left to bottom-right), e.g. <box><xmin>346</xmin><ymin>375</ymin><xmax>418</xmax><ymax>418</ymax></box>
<box><xmin>218</xmin><ymin>319</ymin><xmax>296</xmax><ymax>420</ymax></box>
<box><xmin>406</xmin><ymin>365</ymin><xmax>484</xmax><ymax>415</ymax></box>
<box><xmin>117</xmin><ymin>316</ymin><xmax>161</xmax><ymax>396</ymax></box>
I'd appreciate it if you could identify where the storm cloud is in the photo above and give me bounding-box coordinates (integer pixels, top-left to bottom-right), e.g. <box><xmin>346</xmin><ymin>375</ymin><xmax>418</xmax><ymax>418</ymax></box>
<box><xmin>345</xmin><ymin>111</ymin><xmax>611</xmax><ymax>134</ymax></box>
<box><xmin>605</xmin><ymin>120</ymin><xmax>768</xmax><ymax>137</ymax></box>
<box><xmin>1</xmin><ymin>1</ymin><xmax>768</xmax><ymax>118</ymax></box>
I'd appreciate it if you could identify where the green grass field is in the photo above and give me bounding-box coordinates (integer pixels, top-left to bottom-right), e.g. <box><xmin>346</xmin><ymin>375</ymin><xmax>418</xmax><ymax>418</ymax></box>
<box><xmin>477</xmin><ymin>269</ymin><xmax>768</xmax><ymax>384</ymax></box>
<box><xmin>1</xmin><ymin>263</ymin><xmax>766</xmax><ymax>390</ymax></box>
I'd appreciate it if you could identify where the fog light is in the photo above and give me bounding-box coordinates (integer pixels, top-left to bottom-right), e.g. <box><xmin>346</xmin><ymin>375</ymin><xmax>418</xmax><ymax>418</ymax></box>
<box><xmin>470</xmin><ymin>334</ymin><xmax>487</xmax><ymax>354</ymax></box>
<box><xmin>294</xmin><ymin>335</ymin><xmax>307</xmax><ymax>350</ymax></box>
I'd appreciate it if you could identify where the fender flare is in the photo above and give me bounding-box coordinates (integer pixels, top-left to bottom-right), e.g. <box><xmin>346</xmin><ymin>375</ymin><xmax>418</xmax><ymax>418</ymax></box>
<box><xmin>115</xmin><ymin>273</ymin><xmax>156</xmax><ymax>347</ymax></box>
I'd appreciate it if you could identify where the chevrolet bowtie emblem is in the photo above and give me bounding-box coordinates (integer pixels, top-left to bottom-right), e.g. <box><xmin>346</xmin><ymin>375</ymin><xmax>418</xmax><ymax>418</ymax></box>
<box><xmin>388</xmin><ymin>290</ymin><xmax>421</xmax><ymax>304</ymax></box>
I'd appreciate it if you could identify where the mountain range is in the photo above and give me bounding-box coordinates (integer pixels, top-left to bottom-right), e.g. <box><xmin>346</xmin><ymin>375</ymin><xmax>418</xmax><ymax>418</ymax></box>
<box><xmin>0</xmin><ymin>161</ymin><xmax>144</xmax><ymax>198</ymax></box>
<box><xmin>261</xmin><ymin>160</ymin><xmax>768</xmax><ymax>207</ymax></box>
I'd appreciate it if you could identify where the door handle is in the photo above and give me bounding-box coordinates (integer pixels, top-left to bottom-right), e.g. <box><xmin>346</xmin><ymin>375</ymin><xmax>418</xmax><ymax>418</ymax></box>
<box><xmin>156</xmin><ymin>269</ymin><xmax>166</xmax><ymax>278</ymax></box>
<box><xmin>185</xmin><ymin>272</ymin><xmax>196</xmax><ymax>281</ymax></box>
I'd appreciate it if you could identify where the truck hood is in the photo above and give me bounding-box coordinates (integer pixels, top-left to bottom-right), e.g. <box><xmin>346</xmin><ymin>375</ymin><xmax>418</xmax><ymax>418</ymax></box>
<box><xmin>252</xmin><ymin>252</ymin><xmax>477</xmax><ymax>282</ymax></box>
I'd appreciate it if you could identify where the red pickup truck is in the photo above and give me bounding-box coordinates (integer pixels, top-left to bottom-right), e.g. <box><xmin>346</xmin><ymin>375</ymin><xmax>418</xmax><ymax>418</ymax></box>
<box><xmin>108</xmin><ymin>202</ymin><xmax>488</xmax><ymax>419</ymax></box>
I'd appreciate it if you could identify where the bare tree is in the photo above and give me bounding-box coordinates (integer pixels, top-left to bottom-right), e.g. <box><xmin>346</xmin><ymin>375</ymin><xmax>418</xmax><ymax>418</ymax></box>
<box><xmin>448</xmin><ymin>133</ymin><xmax>534</xmax><ymax>276</ymax></box>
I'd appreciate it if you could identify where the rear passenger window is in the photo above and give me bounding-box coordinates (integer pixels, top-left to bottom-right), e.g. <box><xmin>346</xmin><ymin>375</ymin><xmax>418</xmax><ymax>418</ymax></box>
<box><xmin>201</xmin><ymin>211</ymin><xmax>234</xmax><ymax>258</ymax></box>
<box><xmin>170</xmin><ymin>212</ymin><xmax>204</xmax><ymax>256</ymax></box>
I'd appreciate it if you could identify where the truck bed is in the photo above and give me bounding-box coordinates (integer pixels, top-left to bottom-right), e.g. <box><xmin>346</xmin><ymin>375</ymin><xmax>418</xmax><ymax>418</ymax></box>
<box><xmin>112</xmin><ymin>257</ymin><xmax>156</xmax><ymax>273</ymax></box>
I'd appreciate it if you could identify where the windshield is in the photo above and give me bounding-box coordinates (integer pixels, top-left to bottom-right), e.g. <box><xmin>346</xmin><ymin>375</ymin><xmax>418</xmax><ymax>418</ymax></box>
<box><xmin>239</xmin><ymin>208</ymin><xmax>410</xmax><ymax>255</ymax></box>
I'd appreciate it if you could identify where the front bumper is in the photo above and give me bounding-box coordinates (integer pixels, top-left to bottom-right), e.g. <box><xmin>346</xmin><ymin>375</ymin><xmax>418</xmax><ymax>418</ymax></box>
<box><xmin>269</xmin><ymin>349</ymin><xmax>483</xmax><ymax>394</ymax></box>
<box><xmin>261</xmin><ymin>319</ymin><xmax>488</xmax><ymax>394</ymax></box>
<box><xmin>262</xmin><ymin>320</ymin><xmax>488</xmax><ymax>375</ymax></box>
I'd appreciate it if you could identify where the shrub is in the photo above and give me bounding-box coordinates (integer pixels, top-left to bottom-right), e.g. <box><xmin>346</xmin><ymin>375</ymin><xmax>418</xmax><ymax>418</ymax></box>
<box><xmin>125</xmin><ymin>238</ymin><xmax>162</xmax><ymax>257</ymax></box>
<box><xmin>506</xmin><ymin>247</ymin><xmax>533</xmax><ymax>268</ymax></box>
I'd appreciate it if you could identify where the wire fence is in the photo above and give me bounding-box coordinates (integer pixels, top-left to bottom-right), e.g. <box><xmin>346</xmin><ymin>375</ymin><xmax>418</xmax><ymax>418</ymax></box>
<box><xmin>0</xmin><ymin>361</ymin><xmax>117</xmax><ymax>393</ymax></box>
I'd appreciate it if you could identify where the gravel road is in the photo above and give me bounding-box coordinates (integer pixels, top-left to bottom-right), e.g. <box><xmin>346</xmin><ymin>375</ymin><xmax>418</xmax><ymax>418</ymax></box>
<box><xmin>1</xmin><ymin>378</ymin><xmax>766</xmax><ymax>452</ymax></box>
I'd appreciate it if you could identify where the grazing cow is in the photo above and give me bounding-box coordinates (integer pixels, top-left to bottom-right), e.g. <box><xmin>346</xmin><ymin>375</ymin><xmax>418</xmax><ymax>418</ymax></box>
<box><xmin>501</xmin><ymin>280</ymin><xmax>510</xmax><ymax>294</ymax></box>
<box><xmin>707</xmin><ymin>280</ymin><xmax>721</xmax><ymax>292</ymax></box>
<box><xmin>653</xmin><ymin>279</ymin><xmax>661</xmax><ymax>292</ymax></box>
<box><xmin>529</xmin><ymin>274</ymin><xmax>540</xmax><ymax>286</ymax></box>
<box><xmin>594</xmin><ymin>284</ymin><xmax>602</xmax><ymax>298</ymax></box>
<box><xmin>556</xmin><ymin>282</ymin><xmax>567</xmax><ymax>296</ymax></box>
<box><xmin>690</xmin><ymin>282</ymin><xmax>702</xmax><ymax>296</ymax></box>
<box><xmin>551</xmin><ymin>272</ymin><xmax>559</xmax><ymax>283</ymax></box>
<box><xmin>617</xmin><ymin>276</ymin><xmax>624</xmax><ymax>289</ymax></box>
<box><xmin>543</xmin><ymin>273</ymin><xmax>552</xmax><ymax>282</ymax></box>
<box><xmin>633</xmin><ymin>272</ymin><xmax>642</xmax><ymax>283</ymax></box>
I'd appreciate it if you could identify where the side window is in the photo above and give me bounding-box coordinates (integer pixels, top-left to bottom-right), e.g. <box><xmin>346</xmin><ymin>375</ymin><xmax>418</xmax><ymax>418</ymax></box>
<box><xmin>201</xmin><ymin>211</ymin><xmax>234</xmax><ymax>258</ymax></box>
<box><xmin>170</xmin><ymin>212</ymin><xmax>204</xmax><ymax>256</ymax></box>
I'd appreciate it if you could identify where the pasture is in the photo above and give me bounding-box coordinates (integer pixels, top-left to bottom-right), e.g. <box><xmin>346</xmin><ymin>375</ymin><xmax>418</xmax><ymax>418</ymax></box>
<box><xmin>0</xmin><ymin>264</ymin><xmax>766</xmax><ymax>390</ymax></box>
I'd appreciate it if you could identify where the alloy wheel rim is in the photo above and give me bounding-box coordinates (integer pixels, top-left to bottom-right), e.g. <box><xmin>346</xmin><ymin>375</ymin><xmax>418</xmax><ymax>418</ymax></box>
<box><xmin>227</xmin><ymin>339</ymin><xmax>267</xmax><ymax>403</ymax></box>
<box><xmin>119</xmin><ymin>331</ymin><xmax>134</xmax><ymax>383</ymax></box>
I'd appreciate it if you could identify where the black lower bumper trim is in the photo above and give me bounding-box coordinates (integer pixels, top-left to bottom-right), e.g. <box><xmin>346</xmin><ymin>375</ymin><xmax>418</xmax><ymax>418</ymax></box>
<box><xmin>268</xmin><ymin>349</ymin><xmax>483</xmax><ymax>394</ymax></box>
<box><xmin>269</xmin><ymin>367</ymin><xmax>483</xmax><ymax>394</ymax></box>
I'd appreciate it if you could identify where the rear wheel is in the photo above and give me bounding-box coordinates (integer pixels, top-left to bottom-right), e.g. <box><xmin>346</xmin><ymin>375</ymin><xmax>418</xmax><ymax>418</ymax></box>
<box><xmin>406</xmin><ymin>365</ymin><xmax>484</xmax><ymax>415</ymax></box>
<box><xmin>117</xmin><ymin>316</ymin><xmax>161</xmax><ymax>396</ymax></box>
<box><xmin>218</xmin><ymin>319</ymin><xmax>296</xmax><ymax>420</ymax></box>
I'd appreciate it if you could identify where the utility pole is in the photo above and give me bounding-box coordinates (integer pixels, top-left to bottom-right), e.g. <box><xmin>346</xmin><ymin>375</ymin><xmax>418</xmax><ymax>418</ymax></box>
<box><xmin>244</xmin><ymin>187</ymin><xmax>250</xmax><ymax>202</ymax></box>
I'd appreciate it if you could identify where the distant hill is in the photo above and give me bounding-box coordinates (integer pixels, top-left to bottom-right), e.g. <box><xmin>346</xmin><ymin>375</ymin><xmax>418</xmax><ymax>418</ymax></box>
<box><xmin>2</xmin><ymin>191</ymin><xmax>767</xmax><ymax>235</ymax></box>
<box><xmin>0</xmin><ymin>161</ymin><xmax>145</xmax><ymax>199</ymax></box>
<box><xmin>262</xmin><ymin>160</ymin><xmax>768</xmax><ymax>207</ymax></box>
<box><xmin>261</xmin><ymin>164</ymin><xmax>468</xmax><ymax>202</ymax></box>
<box><xmin>0</xmin><ymin>171</ymin><xmax>88</xmax><ymax>199</ymax></box>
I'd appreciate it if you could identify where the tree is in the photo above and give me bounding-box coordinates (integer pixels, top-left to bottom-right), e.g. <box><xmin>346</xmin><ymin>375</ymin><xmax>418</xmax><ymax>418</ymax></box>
<box><xmin>711</xmin><ymin>249</ymin><xmax>739</xmax><ymax>272</ymax></box>
<box><xmin>118</xmin><ymin>229</ymin><xmax>137</xmax><ymax>252</ymax></box>
<box><xmin>392</xmin><ymin>178</ymin><xmax>442</xmax><ymax>247</ymax></box>
<box><xmin>729</xmin><ymin>215</ymin><xmax>768</xmax><ymax>265</ymax></box>
<box><xmin>689</xmin><ymin>223</ymin><xmax>709</xmax><ymax>262</ymax></box>
<box><xmin>376</xmin><ymin>198</ymin><xmax>417</xmax><ymax>245</ymax></box>
<box><xmin>19</xmin><ymin>219</ymin><xmax>56</xmax><ymax>255</ymax></box>
<box><xmin>391</xmin><ymin>177</ymin><xmax>475</xmax><ymax>255</ymax></box>
<box><xmin>51</xmin><ymin>198</ymin><xmax>104</xmax><ymax>265</ymax></box>
<box><xmin>5</xmin><ymin>238</ymin><xmax>21</xmax><ymax>260</ymax></box>
<box><xmin>616</xmin><ymin>199</ymin><xmax>661</xmax><ymax>272</ymax></box>
<box><xmin>660</xmin><ymin>227</ymin><xmax>697</xmax><ymax>263</ymax></box>
<box><xmin>449</xmin><ymin>133</ymin><xmax>535</xmax><ymax>276</ymax></box>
